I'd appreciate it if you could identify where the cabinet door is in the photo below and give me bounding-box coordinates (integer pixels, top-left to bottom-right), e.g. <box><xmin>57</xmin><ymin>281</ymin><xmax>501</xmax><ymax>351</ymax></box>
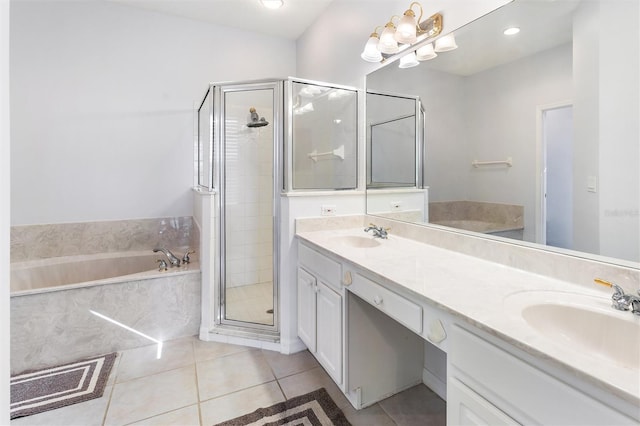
<box><xmin>316</xmin><ymin>281</ymin><xmax>343</xmax><ymax>384</ymax></box>
<box><xmin>448</xmin><ymin>378</ymin><xmax>520</xmax><ymax>425</ymax></box>
<box><xmin>297</xmin><ymin>268</ymin><xmax>317</xmax><ymax>352</ymax></box>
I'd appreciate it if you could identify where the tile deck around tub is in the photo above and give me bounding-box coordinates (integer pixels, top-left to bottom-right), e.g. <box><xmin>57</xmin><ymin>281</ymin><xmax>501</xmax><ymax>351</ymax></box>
<box><xmin>10</xmin><ymin>336</ymin><xmax>446</xmax><ymax>426</ymax></box>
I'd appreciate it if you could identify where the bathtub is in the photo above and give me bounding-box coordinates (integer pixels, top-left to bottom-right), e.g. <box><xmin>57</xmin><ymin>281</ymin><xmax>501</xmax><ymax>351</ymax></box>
<box><xmin>10</xmin><ymin>250</ymin><xmax>197</xmax><ymax>295</ymax></box>
<box><xmin>10</xmin><ymin>250</ymin><xmax>201</xmax><ymax>374</ymax></box>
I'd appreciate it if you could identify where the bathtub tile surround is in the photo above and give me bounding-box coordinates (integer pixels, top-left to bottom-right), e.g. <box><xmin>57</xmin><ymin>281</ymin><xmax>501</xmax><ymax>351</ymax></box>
<box><xmin>10</xmin><ymin>272</ymin><xmax>200</xmax><ymax>375</ymax></box>
<box><xmin>10</xmin><ymin>216</ymin><xmax>202</xmax><ymax>375</ymax></box>
<box><xmin>10</xmin><ymin>337</ymin><xmax>438</xmax><ymax>425</ymax></box>
<box><xmin>10</xmin><ymin>216</ymin><xmax>198</xmax><ymax>262</ymax></box>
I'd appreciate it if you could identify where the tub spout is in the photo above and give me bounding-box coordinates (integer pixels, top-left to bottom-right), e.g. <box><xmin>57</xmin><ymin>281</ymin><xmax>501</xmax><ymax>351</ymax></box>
<box><xmin>153</xmin><ymin>247</ymin><xmax>180</xmax><ymax>267</ymax></box>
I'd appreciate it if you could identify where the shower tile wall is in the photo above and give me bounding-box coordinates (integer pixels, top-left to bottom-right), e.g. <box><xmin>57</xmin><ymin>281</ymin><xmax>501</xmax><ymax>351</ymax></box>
<box><xmin>224</xmin><ymin>101</ymin><xmax>273</xmax><ymax>289</ymax></box>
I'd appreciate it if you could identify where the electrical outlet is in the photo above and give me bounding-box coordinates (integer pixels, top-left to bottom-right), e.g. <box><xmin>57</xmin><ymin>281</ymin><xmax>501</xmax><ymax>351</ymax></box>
<box><xmin>390</xmin><ymin>201</ymin><xmax>402</xmax><ymax>210</ymax></box>
<box><xmin>321</xmin><ymin>205</ymin><xmax>336</xmax><ymax>216</ymax></box>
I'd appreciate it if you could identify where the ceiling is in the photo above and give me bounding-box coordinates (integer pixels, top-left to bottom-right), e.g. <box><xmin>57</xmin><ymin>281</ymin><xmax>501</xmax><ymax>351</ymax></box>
<box><xmin>109</xmin><ymin>0</ymin><xmax>335</xmax><ymax>40</ymax></box>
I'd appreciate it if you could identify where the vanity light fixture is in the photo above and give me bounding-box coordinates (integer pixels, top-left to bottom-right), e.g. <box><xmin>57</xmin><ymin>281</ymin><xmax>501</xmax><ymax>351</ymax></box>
<box><xmin>378</xmin><ymin>18</ymin><xmax>401</xmax><ymax>54</ymax></box>
<box><xmin>361</xmin><ymin>27</ymin><xmax>384</xmax><ymax>62</ymax></box>
<box><xmin>395</xmin><ymin>2</ymin><xmax>423</xmax><ymax>44</ymax></box>
<box><xmin>398</xmin><ymin>52</ymin><xmax>419</xmax><ymax>68</ymax></box>
<box><xmin>416</xmin><ymin>42</ymin><xmax>437</xmax><ymax>61</ymax></box>
<box><xmin>503</xmin><ymin>26</ymin><xmax>520</xmax><ymax>36</ymax></box>
<box><xmin>434</xmin><ymin>33</ymin><xmax>458</xmax><ymax>52</ymax></box>
<box><xmin>260</xmin><ymin>0</ymin><xmax>283</xmax><ymax>10</ymax></box>
<box><xmin>360</xmin><ymin>2</ymin><xmax>443</xmax><ymax>63</ymax></box>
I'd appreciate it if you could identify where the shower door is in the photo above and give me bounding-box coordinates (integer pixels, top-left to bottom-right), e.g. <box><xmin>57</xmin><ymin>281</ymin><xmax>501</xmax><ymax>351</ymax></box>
<box><xmin>216</xmin><ymin>81</ymin><xmax>282</xmax><ymax>334</ymax></box>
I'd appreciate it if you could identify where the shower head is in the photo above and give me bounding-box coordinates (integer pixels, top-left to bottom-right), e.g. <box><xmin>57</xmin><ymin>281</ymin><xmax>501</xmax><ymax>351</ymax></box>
<box><xmin>247</xmin><ymin>107</ymin><xmax>269</xmax><ymax>128</ymax></box>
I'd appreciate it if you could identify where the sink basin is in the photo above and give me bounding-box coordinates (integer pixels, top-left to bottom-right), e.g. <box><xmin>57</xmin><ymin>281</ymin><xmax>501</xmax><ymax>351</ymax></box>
<box><xmin>329</xmin><ymin>235</ymin><xmax>381</xmax><ymax>248</ymax></box>
<box><xmin>505</xmin><ymin>291</ymin><xmax>640</xmax><ymax>370</ymax></box>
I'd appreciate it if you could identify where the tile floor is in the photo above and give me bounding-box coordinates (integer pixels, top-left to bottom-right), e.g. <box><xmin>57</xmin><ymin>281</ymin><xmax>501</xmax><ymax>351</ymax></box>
<box><xmin>11</xmin><ymin>336</ymin><xmax>446</xmax><ymax>426</ymax></box>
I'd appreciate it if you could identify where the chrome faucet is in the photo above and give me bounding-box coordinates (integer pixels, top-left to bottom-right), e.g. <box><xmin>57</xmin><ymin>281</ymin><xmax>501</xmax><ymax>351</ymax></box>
<box><xmin>182</xmin><ymin>249</ymin><xmax>195</xmax><ymax>265</ymax></box>
<box><xmin>153</xmin><ymin>247</ymin><xmax>180</xmax><ymax>267</ymax></box>
<box><xmin>595</xmin><ymin>278</ymin><xmax>640</xmax><ymax>315</ymax></box>
<box><xmin>364</xmin><ymin>223</ymin><xmax>389</xmax><ymax>239</ymax></box>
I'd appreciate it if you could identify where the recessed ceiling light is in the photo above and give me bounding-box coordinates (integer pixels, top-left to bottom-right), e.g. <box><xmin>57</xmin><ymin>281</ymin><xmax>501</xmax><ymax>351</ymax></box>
<box><xmin>503</xmin><ymin>27</ymin><xmax>520</xmax><ymax>36</ymax></box>
<box><xmin>261</xmin><ymin>0</ymin><xmax>283</xmax><ymax>9</ymax></box>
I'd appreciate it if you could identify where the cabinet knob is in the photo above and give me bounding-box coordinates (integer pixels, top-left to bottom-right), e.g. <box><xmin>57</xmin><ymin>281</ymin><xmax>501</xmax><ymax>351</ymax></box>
<box><xmin>373</xmin><ymin>295</ymin><xmax>383</xmax><ymax>305</ymax></box>
<box><xmin>343</xmin><ymin>271</ymin><xmax>353</xmax><ymax>286</ymax></box>
<box><xmin>427</xmin><ymin>319</ymin><xmax>447</xmax><ymax>344</ymax></box>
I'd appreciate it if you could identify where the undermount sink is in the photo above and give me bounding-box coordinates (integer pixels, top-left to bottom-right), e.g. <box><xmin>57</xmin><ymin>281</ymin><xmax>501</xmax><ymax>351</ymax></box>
<box><xmin>505</xmin><ymin>291</ymin><xmax>640</xmax><ymax>370</ymax></box>
<box><xmin>329</xmin><ymin>235</ymin><xmax>381</xmax><ymax>248</ymax></box>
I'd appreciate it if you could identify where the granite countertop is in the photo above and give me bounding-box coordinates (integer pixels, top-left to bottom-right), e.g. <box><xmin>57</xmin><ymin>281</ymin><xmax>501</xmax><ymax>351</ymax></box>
<box><xmin>295</xmin><ymin>227</ymin><xmax>640</xmax><ymax>408</ymax></box>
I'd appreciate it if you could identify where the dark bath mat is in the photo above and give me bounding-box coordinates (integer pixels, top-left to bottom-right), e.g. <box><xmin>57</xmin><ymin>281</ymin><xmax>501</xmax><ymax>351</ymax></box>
<box><xmin>214</xmin><ymin>387</ymin><xmax>351</xmax><ymax>426</ymax></box>
<box><xmin>10</xmin><ymin>352</ymin><xmax>117</xmax><ymax>419</ymax></box>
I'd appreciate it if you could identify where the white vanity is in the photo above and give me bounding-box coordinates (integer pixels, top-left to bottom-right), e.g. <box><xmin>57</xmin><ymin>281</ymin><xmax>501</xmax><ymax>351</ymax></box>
<box><xmin>295</xmin><ymin>216</ymin><xmax>639</xmax><ymax>425</ymax></box>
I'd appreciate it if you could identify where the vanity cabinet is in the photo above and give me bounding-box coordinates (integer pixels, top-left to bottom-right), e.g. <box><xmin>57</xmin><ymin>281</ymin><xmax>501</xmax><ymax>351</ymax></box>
<box><xmin>297</xmin><ymin>243</ymin><xmax>343</xmax><ymax>385</ymax></box>
<box><xmin>296</xmin><ymin>236</ymin><xmax>638</xmax><ymax>424</ymax></box>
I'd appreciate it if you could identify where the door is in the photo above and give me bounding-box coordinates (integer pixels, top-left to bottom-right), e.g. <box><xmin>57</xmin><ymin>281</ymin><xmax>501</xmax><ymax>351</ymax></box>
<box><xmin>218</xmin><ymin>81</ymin><xmax>282</xmax><ymax>332</ymax></box>
<box><xmin>297</xmin><ymin>268</ymin><xmax>317</xmax><ymax>352</ymax></box>
<box><xmin>316</xmin><ymin>281</ymin><xmax>342</xmax><ymax>384</ymax></box>
<box><xmin>543</xmin><ymin>105</ymin><xmax>573</xmax><ymax>249</ymax></box>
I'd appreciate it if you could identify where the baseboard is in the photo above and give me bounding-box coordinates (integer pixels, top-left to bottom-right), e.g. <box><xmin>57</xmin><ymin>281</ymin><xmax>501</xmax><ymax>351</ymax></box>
<box><xmin>423</xmin><ymin>367</ymin><xmax>447</xmax><ymax>401</ymax></box>
<box><xmin>280</xmin><ymin>337</ymin><xmax>308</xmax><ymax>354</ymax></box>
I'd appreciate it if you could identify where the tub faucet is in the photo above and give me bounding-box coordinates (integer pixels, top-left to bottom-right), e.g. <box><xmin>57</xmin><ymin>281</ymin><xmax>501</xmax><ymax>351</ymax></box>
<box><xmin>364</xmin><ymin>223</ymin><xmax>389</xmax><ymax>239</ymax></box>
<box><xmin>153</xmin><ymin>247</ymin><xmax>180</xmax><ymax>267</ymax></box>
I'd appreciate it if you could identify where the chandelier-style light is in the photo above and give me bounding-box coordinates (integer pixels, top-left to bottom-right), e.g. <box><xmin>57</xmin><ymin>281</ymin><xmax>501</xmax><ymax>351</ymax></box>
<box><xmin>359</xmin><ymin>2</ymin><xmax>444</xmax><ymax>65</ymax></box>
<box><xmin>395</xmin><ymin>2</ymin><xmax>423</xmax><ymax>44</ymax></box>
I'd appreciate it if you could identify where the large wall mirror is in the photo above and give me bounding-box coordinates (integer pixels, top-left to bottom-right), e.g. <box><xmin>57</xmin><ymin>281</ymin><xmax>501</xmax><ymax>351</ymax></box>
<box><xmin>366</xmin><ymin>0</ymin><xmax>639</xmax><ymax>265</ymax></box>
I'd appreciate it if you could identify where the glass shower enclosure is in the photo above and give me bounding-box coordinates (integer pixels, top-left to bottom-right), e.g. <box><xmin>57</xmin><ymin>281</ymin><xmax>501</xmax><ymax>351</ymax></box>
<box><xmin>196</xmin><ymin>77</ymin><xmax>358</xmax><ymax>340</ymax></box>
<box><xmin>198</xmin><ymin>80</ymin><xmax>282</xmax><ymax>336</ymax></box>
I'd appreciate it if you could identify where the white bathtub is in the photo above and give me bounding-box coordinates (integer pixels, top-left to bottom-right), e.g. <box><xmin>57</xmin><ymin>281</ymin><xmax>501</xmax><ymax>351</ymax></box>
<box><xmin>10</xmin><ymin>250</ymin><xmax>199</xmax><ymax>296</ymax></box>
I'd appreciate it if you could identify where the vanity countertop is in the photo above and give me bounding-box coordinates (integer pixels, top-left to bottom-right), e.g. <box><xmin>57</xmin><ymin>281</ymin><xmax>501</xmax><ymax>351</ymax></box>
<box><xmin>295</xmin><ymin>227</ymin><xmax>640</xmax><ymax>408</ymax></box>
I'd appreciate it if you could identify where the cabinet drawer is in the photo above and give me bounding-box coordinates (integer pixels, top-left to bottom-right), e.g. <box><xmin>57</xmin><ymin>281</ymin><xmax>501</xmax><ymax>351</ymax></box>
<box><xmin>350</xmin><ymin>273</ymin><xmax>422</xmax><ymax>334</ymax></box>
<box><xmin>451</xmin><ymin>325</ymin><xmax>636</xmax><ymax>425</ymax></box>
<box><xmin>299</xmin><ymin>243</ymin><xmax>341</xmax><ymax>290</ymax></box>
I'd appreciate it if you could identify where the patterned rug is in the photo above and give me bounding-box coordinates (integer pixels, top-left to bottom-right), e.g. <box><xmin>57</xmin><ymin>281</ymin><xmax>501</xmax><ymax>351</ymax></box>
<box><xmin>215</xmin><ymin>387</ymin><xmax>352</xmax><ymax>426</ymax></box>
<box><xmin>10</xmin><ymin>353</ymin><xmax>117</xmax><ymax>419</ymax></box>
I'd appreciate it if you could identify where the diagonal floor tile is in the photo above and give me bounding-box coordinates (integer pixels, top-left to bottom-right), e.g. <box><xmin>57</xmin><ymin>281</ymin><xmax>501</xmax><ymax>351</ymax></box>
<box><xmin>193</xmin><ymin>339</ymin><xmax>253</xmax><ymax>363</ymax></box>
<box><xmin>128</xmin><ymin>404</ymin><xmax>200</xmax><ymax>426</ymax></box>
<box><xmin>105</xmin><ymin>366</ymin><xmax>198</xmax><ymax>426</ymax></box>
<box><xmin>116</xmin><ymin>338</ymin><xmax>195</xmax><ymax>383</ymax></box>
<box><xmin>378</xmin><ymin>384</ymin><xmax>446</xmax><ymax>426</ymax></box>
<box><xmin>196</xmin><ymin>350</ymin><xmax>275</xmax><ymax>401</ymax></box>
<box><xmin>200</xmin><ymin>381</ymin><xmax>285</xmax><ymax>425</ymax></box>
<box><xmin>261</xmin><ymin>349</ymin><xmax>320</xmax><ymax>379</ymax></box>
<box><xmin>342</xmin><ymin>402</ymin><xmax>397</xmax><ymax>426</ymax></box>
<box><xmin>277</xmin><ymin>366</ymin><xmax>351</xmax><ymax>410</ymax></box>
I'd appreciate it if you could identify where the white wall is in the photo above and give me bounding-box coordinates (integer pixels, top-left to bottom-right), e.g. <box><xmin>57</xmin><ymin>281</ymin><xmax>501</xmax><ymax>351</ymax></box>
<box><xmin>572</xmin><ymin>0</ymin><xmax>601</xmax><ymax>255</ymax></box>
<box><xmin>1</xmin><ymin>0</ymin><xmax>11</xmax><ymax>421</ymax></box>
<box><xmin>10</xmin><ymin>0</ymin><xmax>296</xmax><ymax>225</ymax></box>
<box><xmin>464</xmin><ymin>43</ymin><xmax>573</xmax><ymax>242</ymax></box>
<box><xmin>598</xmin><ymin>0</ymin><xmax>639</xmax><ymax>261</ymax></box>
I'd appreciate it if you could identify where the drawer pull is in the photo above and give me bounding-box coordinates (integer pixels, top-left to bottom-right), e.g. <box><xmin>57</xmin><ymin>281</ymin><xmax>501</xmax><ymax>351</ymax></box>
<box><xmin>343</xmin><ymin>271</ymin><xmax>353</xmax><ymax>286</ymax></box>
<box><xmin>373</xmin><ymin>295</ymin><xmax>383</xmax><ymax>305</ymax></box>
<box><xmin>427</xmin><ymin>319</ymin><xmax>447</xmax><ymax>344</ymax></box>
